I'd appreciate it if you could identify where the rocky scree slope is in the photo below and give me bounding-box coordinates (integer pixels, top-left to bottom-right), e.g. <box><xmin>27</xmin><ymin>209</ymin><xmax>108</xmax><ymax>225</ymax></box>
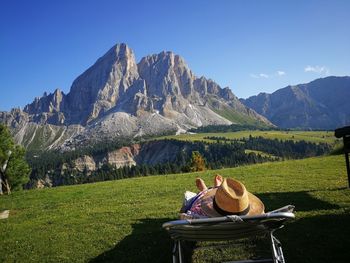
<box><xmin>1</xmin><ymin>43</ymin><xmax>270</xmax><ymax>151</ymax></box>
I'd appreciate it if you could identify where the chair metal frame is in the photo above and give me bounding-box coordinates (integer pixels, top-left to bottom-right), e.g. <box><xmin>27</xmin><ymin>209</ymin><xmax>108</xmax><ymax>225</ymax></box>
<box><xmin>163</xmin><ymin>205</ymin><xmax>295</xmax><ymax>263</ymax></box>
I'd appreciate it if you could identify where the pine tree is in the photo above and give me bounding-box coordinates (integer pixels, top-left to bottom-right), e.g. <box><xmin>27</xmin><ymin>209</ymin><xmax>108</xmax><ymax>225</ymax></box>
<box><xmin>189</xmin><ymin>151</ymin><xmax>206</xmax><ymax>172</ymax></box>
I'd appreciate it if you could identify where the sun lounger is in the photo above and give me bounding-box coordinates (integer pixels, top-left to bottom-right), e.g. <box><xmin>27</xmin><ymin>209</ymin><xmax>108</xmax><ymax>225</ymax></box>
<box><xmin>162</xmin><ymin>205</ymin><xmax>295</xmax><ymax>263</ymax></box>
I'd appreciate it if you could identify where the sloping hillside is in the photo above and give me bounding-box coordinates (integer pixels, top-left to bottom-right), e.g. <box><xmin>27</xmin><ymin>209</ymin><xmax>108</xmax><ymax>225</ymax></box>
<box><xmin>0</xmin><ymin>155</ymin><xmax>349</xmax><ymax>262</ymax></box>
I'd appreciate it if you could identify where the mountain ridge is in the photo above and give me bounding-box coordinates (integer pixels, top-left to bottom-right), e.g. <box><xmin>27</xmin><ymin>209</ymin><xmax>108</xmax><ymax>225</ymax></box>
<box><xmin>0</xmin><ymin>43</ymin><xmax>270</xmax><ymax>151</ymax></box>
<box><xmin>240</xmin><ymin>76</ymin><xmax>350</xmax><ymax>129</ymax></box>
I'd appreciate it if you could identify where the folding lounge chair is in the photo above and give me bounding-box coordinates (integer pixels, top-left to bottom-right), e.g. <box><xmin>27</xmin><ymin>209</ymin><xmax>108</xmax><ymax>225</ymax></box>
<box><xmin>162</xmin><ymin>205</ymin><xmax>295</xmax><ymax>263</ymax></box>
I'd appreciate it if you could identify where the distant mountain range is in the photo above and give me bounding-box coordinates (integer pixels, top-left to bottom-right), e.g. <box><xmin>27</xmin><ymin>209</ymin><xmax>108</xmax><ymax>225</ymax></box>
<box><xmin>240</xmin><ymin>76</ymin><xmax>350</xmax><ymax>130</ymax></box>
<box><xmin>0</xmin><ymin>43</ymin><xmax>270</xmax><ymax>151</ymax></box>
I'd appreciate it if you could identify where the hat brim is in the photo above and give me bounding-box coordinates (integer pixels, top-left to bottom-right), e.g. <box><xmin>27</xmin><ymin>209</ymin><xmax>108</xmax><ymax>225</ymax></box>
<box><xmin>246</xmin><ymin>192</ymin><xmax>265</xmax><ymax>216</ymax></box>
<box><xmin>200</xmin><ymin>188</ymin><xmax>265</xmax><ymax>217</ymax></box>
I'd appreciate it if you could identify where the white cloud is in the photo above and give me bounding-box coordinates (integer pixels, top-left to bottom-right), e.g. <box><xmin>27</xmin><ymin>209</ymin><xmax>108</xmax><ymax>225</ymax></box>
<box><xmin>304</xmin><ymin>65</ymin><xmax>330</xmax><ymax>75</ymax></box>
<box><xmin>250</xmin><ymin>73</ymin><xmax>269</xmax><ymax>79</ymax></box>
<box><xmin>259</xmin><ymin>73</ymin><xmax>269</xmax><ymax>78</ymax></box>
<box><xmin>250</xmin><ymin>70</ymin><xmax>286</xmax><ymax>79</ymax></box>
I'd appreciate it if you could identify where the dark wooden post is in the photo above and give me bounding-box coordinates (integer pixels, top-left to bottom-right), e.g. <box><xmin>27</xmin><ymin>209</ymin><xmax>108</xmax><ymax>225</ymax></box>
<box><xmin>335</xmin><ymin>126</ymin><xmax>350</xmax><ymax>188</ymax></box>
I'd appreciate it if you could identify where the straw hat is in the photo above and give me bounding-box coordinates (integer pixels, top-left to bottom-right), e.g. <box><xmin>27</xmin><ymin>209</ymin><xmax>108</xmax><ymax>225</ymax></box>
<box><xmin>201</xmin><ymin>178</ymin><xmax>264</xmax><ymax>217</ymax></box>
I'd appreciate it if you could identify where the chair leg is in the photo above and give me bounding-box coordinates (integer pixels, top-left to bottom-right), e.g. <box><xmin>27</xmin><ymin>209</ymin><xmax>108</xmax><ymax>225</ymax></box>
<box><xmin>178</xmin><ymin>241</ymin><xmax>183</xmax><ymax>263</ymax></box>
<box><xmin>270</xmin><ymin>231</ymin><xmax>285</xmax><ymax>263</ymax></box>
<box><xmin>172</xmin><ymin>241</ymin><xmax>184</xmax><ymax>263</ymax></box>
<box><xmin>172</xmin><ymin>241</ymin><xmax>177</xmax><ymax>263</ymax></box>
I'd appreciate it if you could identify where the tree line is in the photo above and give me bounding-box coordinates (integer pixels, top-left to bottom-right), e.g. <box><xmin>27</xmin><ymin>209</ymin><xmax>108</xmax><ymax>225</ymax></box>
<box><xmin>204</xmin><ymin>135</ymin><xmax>332</xmax><ymax>159</ymax></box>
<box><xmin>189</xmin><ymin>123</ymin><xmax>274</xmax><ymax>133</ymax></box>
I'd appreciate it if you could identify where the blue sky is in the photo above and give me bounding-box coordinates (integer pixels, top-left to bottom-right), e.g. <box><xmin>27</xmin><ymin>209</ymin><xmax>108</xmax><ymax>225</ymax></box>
<box><xmin>1</xmin><ymin>0</ymin><xmax>349</xmax><ymax>111</ymax></box>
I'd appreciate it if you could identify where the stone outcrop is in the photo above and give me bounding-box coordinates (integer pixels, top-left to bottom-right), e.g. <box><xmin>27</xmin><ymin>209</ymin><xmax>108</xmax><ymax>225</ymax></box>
<box><xmin>106</xmin><ymin>144</ymin><xmax>140</xmax><ymax>168</ymax></box>
<box><xmin>36</xmin><ymin>176</ymin><xmax>53</xmax><ymax>188</ymax></box>
<box><xmin>73</xmin><ymin>155</ymin><xmax>97</xmax><ymax>172</ymax></box>
<box><xmin>63</xmin><ymin>141</ymin><xmax>189</xmax><ymax>174</ymax></box>
<box><xmin>60</xmin><ymin>144</ymin><xmax>142</xmax><ymax>175</ymax></box>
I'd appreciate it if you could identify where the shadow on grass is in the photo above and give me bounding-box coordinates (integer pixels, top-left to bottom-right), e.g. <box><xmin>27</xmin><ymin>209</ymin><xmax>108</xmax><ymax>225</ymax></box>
<box><xmin>192</xmin><ymin>213</ymin><xmax>350</xmax><ymax>263</ymax></box>
<box><xmin>90</xmin><ymin>191</ymin><xmax>346</xmax><ymax>263</ymax></box>
<box><xmin>257</xmin><ymin>190</ymin><xmax>340</xmax><ymax>212</ymax></box>
<box><xmin>90</xmin><ymin>218</ymin><xmax>174</xmax><ymax>263</ymax></box>
<box><xmin>281</xmin><ymin>213</ymin><xmax>350</xmax><ymax>263</ymax></box>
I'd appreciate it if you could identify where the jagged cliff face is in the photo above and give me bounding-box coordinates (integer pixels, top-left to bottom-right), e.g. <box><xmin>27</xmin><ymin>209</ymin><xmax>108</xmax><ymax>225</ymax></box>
<box><xmin>66</xmin><ymin>44</ymin><xmax>144</xmax><ymax>123</ymax></box>
<box><xmin>0</xmin><ymin>43</ymin><xmax>271</xmax><ymax>150</ymax></box>
<box><xmin>24</xmin><ymin>89</ymin><xmax>66</xmax><ymax>124</ymax></box>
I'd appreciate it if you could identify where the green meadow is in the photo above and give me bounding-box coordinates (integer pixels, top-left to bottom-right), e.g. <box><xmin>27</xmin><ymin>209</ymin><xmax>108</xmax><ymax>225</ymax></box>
<box><xmin>158</xmin><ymin>130</ymin><xmax>339</xmax><ymax>145</ymax></box>
<box><xmin>1</xmin><ymin>154</ymin><xmax>349</xmax><ymax>262</ymax></box>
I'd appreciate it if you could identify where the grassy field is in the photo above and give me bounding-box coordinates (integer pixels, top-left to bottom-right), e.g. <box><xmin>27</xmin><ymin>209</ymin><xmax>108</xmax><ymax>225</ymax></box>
<box><xmin>0</xmin><ymin>154</ymin><xmax>349</xmax><ymax>262</ymax></box>
<box><xmin>157</xmin><ymin>130</ymin><xmax>339</xmax><ymax>145</ymax></box>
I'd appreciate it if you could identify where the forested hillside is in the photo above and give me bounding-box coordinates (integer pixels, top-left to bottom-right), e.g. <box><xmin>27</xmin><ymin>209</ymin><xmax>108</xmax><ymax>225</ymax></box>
<box><xmin>26</xmin><ymin>136</ymin><xmax>332</xmax><ymax>188</ymax></box>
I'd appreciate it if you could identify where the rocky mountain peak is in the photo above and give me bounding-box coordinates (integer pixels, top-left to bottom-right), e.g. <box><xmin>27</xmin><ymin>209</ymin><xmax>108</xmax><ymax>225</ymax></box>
<box><xmin>104</xmin><ymin>43</ymin><xmax>138</xmax><ymax>75</ymax></box>
<box><xmin>50</xmin><ymin>89</ymin><xmax>65</xmax><ymax>112</ymax></box>
<box><xmin>157</xmin><ymin>51</ymin><xmax>188</xmax><ymax>69</ymax></box>
<box><xmin>138</xmin><ymin>51</ymin><xmax>192</xmax><ymax>77</ymax></box>
<box><xmin>138</xmin><ymin>51</ymin><xmax>194</xmax><ymax>99</ymax></box>
<box><xmin>24</xmin><ymin>88</ymin><xmax>65</xmax><ymax>116</ymax></box>
<box><xmin>65</xmin><ymin>43</ymin><xmax>140</xmax><ymax>124</ymax></box>
<box><xmin>1</xmin><ymin>43</ymin><xmax>273</xmax><ymax>150</ymax></box>
<box><xmin>220</xmin><ymin>87</ymin><xmax>236</xmax><ymax>100</ymax></box>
